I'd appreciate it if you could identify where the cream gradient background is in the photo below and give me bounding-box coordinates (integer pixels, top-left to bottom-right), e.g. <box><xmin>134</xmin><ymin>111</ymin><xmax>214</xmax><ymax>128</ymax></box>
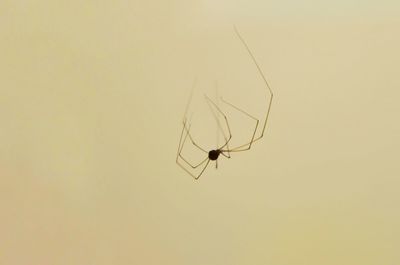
<box><xmin>1</xmin><ymin>0</ymin><xmax>400</xmax><ymax>264</ymax></box>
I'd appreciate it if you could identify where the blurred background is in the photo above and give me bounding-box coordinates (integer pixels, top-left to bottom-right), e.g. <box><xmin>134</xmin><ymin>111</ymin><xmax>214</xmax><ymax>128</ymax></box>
<box><xmin>1</xmin><ymin>0</ymin><xmax>399</xmax><ymax>264</ymax></box>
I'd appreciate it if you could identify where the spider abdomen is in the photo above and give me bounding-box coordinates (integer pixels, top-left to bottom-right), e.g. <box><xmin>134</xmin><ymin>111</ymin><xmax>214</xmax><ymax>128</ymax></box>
<box><xmin>208</xmin><ymin>150</ymin><xmax>220</xmax><ymax>161</ymax></box>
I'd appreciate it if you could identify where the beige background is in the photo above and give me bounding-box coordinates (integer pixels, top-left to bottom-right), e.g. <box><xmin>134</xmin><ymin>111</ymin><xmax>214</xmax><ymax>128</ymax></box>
<box><xmin>1</xmin><ymin>0</ymin><xmax>400</xmax><ymax>264</ymax></box>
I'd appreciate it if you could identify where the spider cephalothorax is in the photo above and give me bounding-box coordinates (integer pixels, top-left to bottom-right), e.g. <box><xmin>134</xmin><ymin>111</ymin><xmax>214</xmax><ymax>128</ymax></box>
<box><xmin>208</xmin><ymin>150</ymin><xmax>221</xmax><ymax>161</ymax></box>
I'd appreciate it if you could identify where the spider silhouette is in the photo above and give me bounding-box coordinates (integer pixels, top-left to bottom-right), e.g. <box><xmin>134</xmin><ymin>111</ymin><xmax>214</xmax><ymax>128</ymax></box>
<box><xmin>176</xmin><ymin>27</ymin><xmax>274</xmax><ymax>180</ymax></box>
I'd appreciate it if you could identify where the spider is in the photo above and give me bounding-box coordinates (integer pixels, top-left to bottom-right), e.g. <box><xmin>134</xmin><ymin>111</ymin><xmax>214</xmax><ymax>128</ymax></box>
<box><xmin>176</xmin><ymin>26</ymin><xmax>274</xmax><ymax>180</ymax></box>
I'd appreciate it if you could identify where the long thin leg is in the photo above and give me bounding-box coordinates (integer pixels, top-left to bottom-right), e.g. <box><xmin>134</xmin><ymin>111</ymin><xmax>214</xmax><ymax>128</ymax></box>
<box><xmin>194</xmin><ymin>159</ymin><xmax>211</xmax><ymax>179</ymax></box>
<box><xmin>176</xmin><ymin>125</ymin><xmax>210</xmax><ymax>179</ymax></box>
<box><xmin>215</xmin><ymin>84</ymin><xmax>219</xmax><ymax>168</ymax></box>
<box><xmin>177</xmin><ymin>82</ymin><xmax>208</xmax><ymax>155</ymax></box>
<box><xmin>177</xmin><ymin>158</ymin><xmax>210</xmax><ymax>180</ymax></box>
<box><xmin>176</xmin><ymin>121</ymin><xmax>210</xmax><ymax>178</ymax></box>
<box><xmin>177</xmin><ymin>78</ymin><xmax>196</xmax><ymax>155</ymax></box>
<box><xmin>176</xmin><ymin>118</ymin><xmax>188</xmax><ymax>158</ymax></box>
<box><xmin>179</xmin><ymin>155</ymin><xmax>209</xmax><ymax>169</ymax></box>
<box><xmin>177</xmin><ymin>118</ymin><xmax>208</xmax><ymax>164</ymax></box>
<box><xmin>204</xmin><ymin>95</ymin><xmax>232</xmax><ymax>151</ymax></box>
<box><xmin>219</xmin><ymin>97</ymin><xmax>259</xmax><ymax>152</ymax></box>
<box><xmin>182</xmin><ymin>121</ymin><xmax>208</xmax><ymax>154</ymax></box>
<box><xmin>214</xmin><ymin>83</ymin><xmax>231</xmax><ymax>160</ymax></box>
<box><xmin>204</xmin><ymin>94</ymin><xmax>231</xmax><ymax>158</ymax></box>
<box><xmin>176</xmin><ymin>118</ymin><xmax>194</xmax><ymax>165</ymax></box>
<box><xmin>178</xmin><ymin>120</ymin><xmax>208</xmax><ymax>167</ymax></box>
<box><xmin>176</xmin><ymin>91</ymin><xmax>211</xmax><ymax>179</ymax></box>
<box><xmin>230</xmin><ymin>26</ymin><xmax>274</xmax><ymax>150</ymax></box>
<box><xmin>177</xmin><ymin>117</ymin><xmax>205</xmax><ymax>158</ymax></box>
<box><xmin>215</xmin><ymin>82</ymin><xmax>219</xmax><ymax>150</ymax></box>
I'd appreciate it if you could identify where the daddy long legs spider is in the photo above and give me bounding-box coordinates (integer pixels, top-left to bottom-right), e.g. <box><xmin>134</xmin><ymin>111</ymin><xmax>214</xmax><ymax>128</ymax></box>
<box><xmin>176</xmin><ymin>26</ymin><xmax>274</xmax><ymax>180</ymax></box>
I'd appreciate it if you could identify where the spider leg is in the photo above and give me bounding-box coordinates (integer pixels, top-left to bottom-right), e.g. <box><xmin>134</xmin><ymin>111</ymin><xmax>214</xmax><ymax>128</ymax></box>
<box><xmin>176</xmin><ymin>158</ymin><xmax>210</xmax><ymax>180</ymax></box>
<box><xmin>212</xmin><ymin>82</ymin><xmax>230</xmax><ymax>161</ymax></box>
<box><xmin>219</xmin><ymin>97</ymin><xmax>259</xmax><ymax>152</ymax></box>
<box><xmin>177</xmin><ymin>80</ymin><xmax>208</xmax><ymax>155</ymax></box>
<box><xmin>179</xmin><ymin>155</ymin><xmax>209</xmax><ymax>169</ymax></box>
<box><xmin>225</xmin><ymin>26</ymin><xmax>273</xmax><ymax>151</ymax></box>
<box><xmin>219</xmin><ymin>152</ymin><xmax>230</xmax><ymax>159</ymax></box>
<box><xmin>176</xmin><ymin>119</ymin><xmax>211</xmax><ymax>179</ymax></box>
<box><xmin>195</xmin><ymin>159</ymin><xmax>211</xmax><ymax>179</ymax></box>
<box><xmin>204</xmin><ymin>95</ymin><xmax>232</xmax><ymax>157</ymax></box>
<box><xmin>215</xmin><ymin>84</ymin><xmax>220</xmax><ymax>151</ymax></box>
<box><xmin>177</xmin><ymin>120</ymin><xmax>208</xmax><ymax>166</ymax></box>
<box><xmin>182</xmin><ymin>120</ymin><xmax>208</xmax><ymax>154</ymax></box>
<box><xmin>204</xmin><ymin>96</ymin><xmax>231</xmax><ymax>158</ymax></box>
<box><xmin>176</xmin><ymin>117</ymin><xmax>189</xmax><ymax>158</ymax></box>
<box><xmin>205</xmin><ymin>97</ymin><xmax>232</xmax><ymax>159</ymax></box>
<box><xmin>176</xmin><ymin>80</ymin><xmax>213</xmax><ymax>180</ymax></box>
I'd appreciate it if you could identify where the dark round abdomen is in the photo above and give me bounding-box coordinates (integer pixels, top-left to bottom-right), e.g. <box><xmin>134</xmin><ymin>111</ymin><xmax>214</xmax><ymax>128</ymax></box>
<box><xmin>208</xmin><ymin>150</ymin><xmax>220</xmax><ymax>160</ymax></box>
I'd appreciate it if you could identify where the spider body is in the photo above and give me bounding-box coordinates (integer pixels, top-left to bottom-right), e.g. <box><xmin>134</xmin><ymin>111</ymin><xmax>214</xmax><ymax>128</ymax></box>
<box><xmin>208</xmin><ymin>149</ymin><xmax>221</xmax><ymax>161</ymax></box>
